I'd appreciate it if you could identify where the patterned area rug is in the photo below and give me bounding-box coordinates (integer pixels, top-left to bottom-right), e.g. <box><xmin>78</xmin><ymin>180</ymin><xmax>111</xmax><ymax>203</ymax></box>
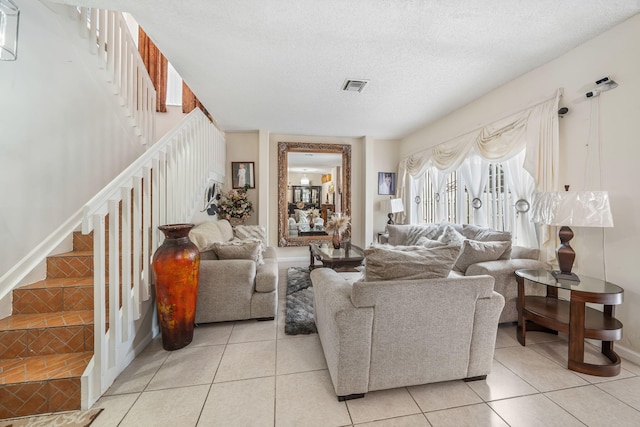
<box><xmin>0</xmin><ymin>408</ymin><xmax>103</xmax><ymax>427</ymax></box>
<box><xmin>285</xmin><ymin>267</ymin><xmax>317</xmax><ymax>335</ymax></box>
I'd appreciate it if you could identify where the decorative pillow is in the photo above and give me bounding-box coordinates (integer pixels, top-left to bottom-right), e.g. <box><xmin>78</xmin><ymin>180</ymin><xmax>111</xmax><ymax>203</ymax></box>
<box><xmin>234</xmin><ymin>225</ymin><xmax>268</xmax><ymax>246</ymax></box>
<box><xmin>415</xmin><ymin>236</ymin><xmax>447</xmax><ymax>248</ymax></box>
<box><xmin>437</xmin><ymin>225</ymin><xmax>465</xmax><ymax>246</ymax></box>
<box><xmin>363</xmin><ymin>244</ymin><xmax>460</xmax><ymax>282</ymax></box>
<box><xmin>216</xmin><ymin>219</ymin><xmax>234</xmax><ymax>242</ymax></box>
<box><xmin>212</xmin><ymin>240</ymin><xmax>263</xmax><ymax>265</ymax></box>
<box><xmin>188</xmin><ymin>221</ymin><xmax>225</xmax><ymax>251</ymax></box>
<box><xmin>453</xmin><ymin>239</ymin><xmax>512</xmax><ymax>273</ymax></box>
<box><xmin>461</xmin><ymin>224</ymin><xmax>512</xmax><ymax>259</ymax></box>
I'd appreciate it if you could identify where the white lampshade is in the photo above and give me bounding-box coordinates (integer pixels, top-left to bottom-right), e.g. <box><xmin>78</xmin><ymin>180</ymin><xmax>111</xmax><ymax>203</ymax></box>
<box><xmin>300</xmin><ymin>175</ymin><xmax>310</xmax><ymax>185</ymax></box>
<box><xmin>381</xmin><ymin>198</ymin><xmax>404</xmax><ymax>214</ymax></box>
<box><xmin>530</xmin><ymin>191</ymin><xmax>613</xmax><ymax>228</ymax></box>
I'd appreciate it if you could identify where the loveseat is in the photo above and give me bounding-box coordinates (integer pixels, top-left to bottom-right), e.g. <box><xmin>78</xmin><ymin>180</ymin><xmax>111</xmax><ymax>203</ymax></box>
<box><xmin>386</xmin><ymin>223</ymin><xmax>548</xmax><ymax>323</ymax></box>
<box><xmin>188</xmin><ymin>220</ymin><xmax>278</xmax><ymax>323</ymax></box>
<box><xmin>311</xmin><ymin>258</ymin><xmax>504</xmax><ymax>399</ymax></box>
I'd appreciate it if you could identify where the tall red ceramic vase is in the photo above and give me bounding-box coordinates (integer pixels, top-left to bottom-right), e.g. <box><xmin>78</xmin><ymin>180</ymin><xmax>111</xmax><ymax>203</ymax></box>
<box><xmin>152</xmin><ymin>224</ymin><xmax>200</xmax><ymax>351</ymax></box>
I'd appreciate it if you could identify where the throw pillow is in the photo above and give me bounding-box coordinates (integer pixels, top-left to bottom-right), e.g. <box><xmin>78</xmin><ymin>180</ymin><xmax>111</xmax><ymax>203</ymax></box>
<box><xmin>363</xmin><ymin>244</ymin><xmax>460</xmax><ymax>282</ymax></box>
<box><xmin>453</xmin><ymin>239</ymin><xmax>512</xmax><ymax>273</ymax></box>
<box><xmin>461</xmin><ymin>224</ymin><xmax>512</xmax><ymax>259</ymax></box>
<box><xmin>212</xmin><ymin>240</ymin><xmax>263</xmax><ymax>265</ymax></box>
<box><xmin>437</xmin><ymin>225</ymin><xmax>465</xmax><ymax>246</ymax></box>
<box><xmin>233</xmin><ymin>225</ymin><xmax>268</xmax><ymax>246</ymax></box>
<box><xmin>188</xmin><ymin>221</ymin><xmax>225</xmax><ymax>251</ymax></box>
<box><xmin>415</xmin><ymin>236</ymin><xmax>447</xmax><ymax>248</ymax></box>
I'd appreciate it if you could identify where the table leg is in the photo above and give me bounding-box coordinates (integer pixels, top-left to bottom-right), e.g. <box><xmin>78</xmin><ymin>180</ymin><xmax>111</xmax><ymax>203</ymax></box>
<box><xmin>516</xmin><ymin>274</ymin><xmax>526</xmax><ymax>346</ymax></box>
<box><xmin>568</xmin><ymin>299</ymin><xmax>586</xmax><ymax>368</ymax></box>
<box><xmin>309</xmin><ymin>246</ymin><xmax>314</xmax><ymax>270</ymax></box>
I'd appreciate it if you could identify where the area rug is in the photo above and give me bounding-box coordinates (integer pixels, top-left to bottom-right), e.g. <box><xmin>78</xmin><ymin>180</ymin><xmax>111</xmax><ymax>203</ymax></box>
<box><xmin>0</xmin><ymin>408</ymin><xmax>103</xmax><ymax>427</ymax></box>
<box><xmin>285</xmin><ymin>267</ymin><xmax>317</xmax><ymax>335</ymax></box>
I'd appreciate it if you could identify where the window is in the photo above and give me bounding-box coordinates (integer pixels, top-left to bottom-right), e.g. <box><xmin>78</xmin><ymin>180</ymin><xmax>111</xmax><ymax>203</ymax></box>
<box><xmin>421</xmin><ymin>161</ymin><xmax>515</xmax><ymax>232</ymax></box>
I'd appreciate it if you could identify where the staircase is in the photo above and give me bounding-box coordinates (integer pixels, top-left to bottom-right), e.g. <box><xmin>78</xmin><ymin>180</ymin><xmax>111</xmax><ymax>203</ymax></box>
<box><xmin>0</xmin><ymin>231</ymin><xmax>97</xmax><ymax>419</ymax></box>
<box><xmin>0</xmin><ymin>4</ymin><xmax>226</xmax><ymax>419</ymax></box>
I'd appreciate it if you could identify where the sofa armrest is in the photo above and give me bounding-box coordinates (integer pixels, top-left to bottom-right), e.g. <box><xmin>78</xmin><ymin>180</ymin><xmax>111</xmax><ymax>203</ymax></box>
<box><xmin>310</xmin><ymin>268</ymin><xmax>373</xmax><ymax>396</ymax></box>
<box><xmin>196</xmin><ymin>259</ymin><xmax>257</xmax><ymax>323</ymax></box>
<box><xmin>511</xmin><ymin>246</ymin><xmax>539</xmax><ymax>260</ymax></box>
<box><xmin>255</xmin><ymin>257</ymin><xmax>278</xmax><ymax>292</ymax></box>
<box><xmin>468</xmin><ymin>291</ymin><xmax>504</xmax><ymax>377</ymax></box>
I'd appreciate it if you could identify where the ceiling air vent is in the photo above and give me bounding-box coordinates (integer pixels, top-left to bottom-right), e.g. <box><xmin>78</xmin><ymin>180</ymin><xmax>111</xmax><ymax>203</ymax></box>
<box><xmin>342</xmin><ymin>79</ymin><xmax>369</xmax><ymax>93</ymax></box>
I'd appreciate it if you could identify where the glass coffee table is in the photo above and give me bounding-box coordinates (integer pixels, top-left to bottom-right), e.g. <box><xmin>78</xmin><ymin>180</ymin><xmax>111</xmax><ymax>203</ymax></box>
<box><xmin>515</xmin><ymin>269</ymin><xmax>624</xmax><ymax>376</ymax></box>
<box><xmin>309</xmin><ymin>243</ymin><xmax>364</xmax><ymax>271</ymax></box>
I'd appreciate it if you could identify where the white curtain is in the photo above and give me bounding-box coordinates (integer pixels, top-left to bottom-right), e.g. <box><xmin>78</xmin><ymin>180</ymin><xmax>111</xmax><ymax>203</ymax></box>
<box><xmin>459</xmin><ymin>155</ymin><xmax>489</xmax><ymax>227</ymax></box>
<box><xmin>427</xmin><ymin>166</ymin><xmax>449</xmax><ymax>222</ymax></box>
<box><xmin>504</xmin><ymin>151</ymin><xmax>537</xmax><ymax>247</ymax></box>
<box><xmin>396</xmin><ymin>89</ymin><xmax>561</xmax><ymax>251</ymax></box>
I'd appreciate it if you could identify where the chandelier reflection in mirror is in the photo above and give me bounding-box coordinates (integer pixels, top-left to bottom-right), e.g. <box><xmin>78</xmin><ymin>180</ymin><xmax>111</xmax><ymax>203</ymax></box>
<box><xmin>0</xmin><ymin>0</ymin><xmax>19</xmax><ymax>61</ymax></box>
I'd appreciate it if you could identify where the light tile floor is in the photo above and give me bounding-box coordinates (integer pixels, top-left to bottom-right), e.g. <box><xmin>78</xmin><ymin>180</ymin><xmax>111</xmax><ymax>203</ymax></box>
<box><xmin>91</xmin><ymin>261</ymin><xmax>640</xmax><ymax>426</ymax></box>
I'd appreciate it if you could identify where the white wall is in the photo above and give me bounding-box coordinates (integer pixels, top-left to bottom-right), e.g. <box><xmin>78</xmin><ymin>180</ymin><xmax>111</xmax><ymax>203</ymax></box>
<box><xmin>226</xmin><ymin>132</ymin><xmax>260</xmax><ymax>225</ymax></box>
<box><xmin>400</xmin><ymin>15</ymin><xmax>640</xmax><ymax>360</ymax></box>
<box><xmin>0</xmin><ymin>1</ymin><xmax>145</xmax><ymax>278</ymax></box>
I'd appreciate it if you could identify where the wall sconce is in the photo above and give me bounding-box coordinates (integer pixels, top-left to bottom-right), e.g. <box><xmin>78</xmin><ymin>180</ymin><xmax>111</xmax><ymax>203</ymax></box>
<box><xmin>0</xmin><ymin>0</ymin><xmax>19</xmax><ymax>61</ymax></box>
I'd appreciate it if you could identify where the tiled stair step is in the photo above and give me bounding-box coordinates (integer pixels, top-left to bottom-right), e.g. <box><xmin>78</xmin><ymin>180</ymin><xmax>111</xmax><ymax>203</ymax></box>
<box><xmin>0</xmin><ymin>311</ymin><xmax>94</xmax><ymax>359</ymax></box>
<box><xmin>46</xmin><ymin>251</ymin><xmax>94</xmax><ymax>279</ymax></box>
<box><xmin>0</xmin><ymin>352</ymin><xmax>92</xmax><ymax>419</ymax></box>
<box><xmin>73</xmin><ymin>230</ymin><xmax>136</xmax><ymax>252</ymax></box>
<box><xmin>46</xmin><ymin>251</ymin><xmax>134</xmax><ymax>283</ymax></box>
<box><xmin>13</xmin><ymin>278</ymin><xmax>96</xmax><ymax>314</ymax></box>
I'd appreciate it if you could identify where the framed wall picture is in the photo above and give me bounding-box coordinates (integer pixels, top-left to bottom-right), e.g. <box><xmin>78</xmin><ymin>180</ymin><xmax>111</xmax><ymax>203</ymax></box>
<box><xmin>378</xmin><ymin>172</ymin><xmax>396</xmax><ymax>195</ymax></box>
<box><xmin>232</xmin><ymin>162</ymin><xmax>255</xmax><ymax>189</ymax></box>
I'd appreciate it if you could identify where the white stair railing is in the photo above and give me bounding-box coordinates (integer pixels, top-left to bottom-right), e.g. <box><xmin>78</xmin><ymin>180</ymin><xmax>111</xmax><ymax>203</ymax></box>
<box><xmin>75</xmin><ymin>6</ymin><xmax>156</xmax><ymax>146</ymax></box>
<box><xmin>81</xmin><ymin>108</ymin><xmax>225</xmax><ymax>409</ymax></box>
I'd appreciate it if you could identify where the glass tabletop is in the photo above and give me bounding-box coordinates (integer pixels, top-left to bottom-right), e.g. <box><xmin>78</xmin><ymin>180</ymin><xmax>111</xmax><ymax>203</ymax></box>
<box><xmin>310</xmin><ymin>243</ymin><xmax>364</xmax><ymax>261</ymax></box>
<box><xmin>515</xmin><ymin>269</ymin><xmax>623</xmax><ymax>295</ymax></box>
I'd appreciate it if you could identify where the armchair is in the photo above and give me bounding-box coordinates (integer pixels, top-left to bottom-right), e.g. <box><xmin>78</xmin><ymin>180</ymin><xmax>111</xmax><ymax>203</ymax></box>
<box><xmin>311</xmin><ymin>268</ymin><xmax>504</xmax><ymax>400</ymax></box>
<box><xmin>188</xmin><ymin>220</ymin><xmax>278</xmax><ymax>323</ymax></box>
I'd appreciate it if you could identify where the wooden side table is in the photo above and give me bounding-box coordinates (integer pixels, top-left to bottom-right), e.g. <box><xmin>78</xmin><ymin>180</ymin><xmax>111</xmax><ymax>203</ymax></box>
<box><xmin>515</xmin><ymin>269</ymin><xmax>623</xmax><ymax>376</ymax></box>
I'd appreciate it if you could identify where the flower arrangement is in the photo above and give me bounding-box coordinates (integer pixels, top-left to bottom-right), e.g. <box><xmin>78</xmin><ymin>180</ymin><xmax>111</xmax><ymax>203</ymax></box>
<box><xmin>325</xmin><ymin>214</ymin><xmax>350</xmax><ymax>235</ymax></box>
<box><xmin>217</xmin><ymin>184</ymin><xmax>253</xmax><ymax>221</ymax></box>
<box><xmin>307</xmin><ymin>209</ymin><xmax>320</xmax><ymax>222</ymax></box>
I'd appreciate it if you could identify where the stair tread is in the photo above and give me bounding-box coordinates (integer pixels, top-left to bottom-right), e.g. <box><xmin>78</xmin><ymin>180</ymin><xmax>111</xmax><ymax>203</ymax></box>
<box><xmin>0</xmin><ymin>311</ymin><xmax>94</xmax><ymax>331</ymax></box>
<box><xmin>0</xmin><ymin>352</ymin><xmax>92</xmax><ymax>384</ymax></box>
<box><xmin>18</xmin><ymin>278</ymin><xmax>93</xmax><ymax>290</ymax></box>
<box><xmin>48</xmin><ymin>251</ymin><xmax>93</xmax><ymax>258</ymax></box>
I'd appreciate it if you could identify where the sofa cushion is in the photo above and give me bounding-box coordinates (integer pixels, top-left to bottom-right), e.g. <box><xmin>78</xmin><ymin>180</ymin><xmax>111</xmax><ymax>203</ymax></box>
<box><xmin>234</xmin><ymin>225</ymin><xmax>268</xmax><ymax>246</ymax></box>
<box><xmin>461</xmin><ymin>224</ymin><xmax>512</xmax><ymax>259</ymax></box>
<box><xmin>387</xmin><ymin>224</ymin><xmax>436</xmax><ymax>246</ymax></box>
<box><xmin>189</xmin><ymin>221</ymin><xmax>226</xmax><ymax>251</ymax></box>
<box><xmin>216</xmin><ymin>219</ymin><xmax>234</xmax><ymax>241</ymax></box>
<box><xmin>363</xmin><ymin>244</ymin><xmax>459</xmax><ymax>282</ymax></box>
<box><xmin>416</xmin><ymin>236</ymin><xmax>447</xmax><ymax>248</ymax></box>
<box><xmin>453</xmin><ymin>239</ymin><xmax>512</xmax><ymax>273</ymax></box>
<box><xmin>437</xmin><ymin>225</ymin><xmax>465</xmax><ymax>246</ymax></box>
<box><xmin>212</xmin><ymin>240</ymin><xmax>263</xmax><ymax>265</ymax></box>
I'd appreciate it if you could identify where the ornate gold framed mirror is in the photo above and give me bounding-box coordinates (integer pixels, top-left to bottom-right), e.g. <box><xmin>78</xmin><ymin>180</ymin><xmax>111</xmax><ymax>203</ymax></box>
<box><xmin>277</xmin><ymin>141</ymin><xmax>351</xmax><ymax>247</ymax></box>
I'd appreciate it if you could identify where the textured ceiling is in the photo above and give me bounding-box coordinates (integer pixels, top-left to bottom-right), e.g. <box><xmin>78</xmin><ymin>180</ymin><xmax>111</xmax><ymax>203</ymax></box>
<box><xmin>62</xmin><ymin>1</ymin><xmax>640</xmax><ymax>139</ymax></box>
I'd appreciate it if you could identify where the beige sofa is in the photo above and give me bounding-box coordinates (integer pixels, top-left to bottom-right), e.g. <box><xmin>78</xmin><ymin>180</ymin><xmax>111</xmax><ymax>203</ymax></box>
<box><xmin>387</xmin><ymin>223</ymin><xmax>548</xmax><ymax>323</ymax></box>
<box><xmin>188</xmin><ymin>220</ymin><xmax>278</xmax><ymax>323</ymax></box>
<box><xmin>311</xmin><ymin>268</ymin><xmax>504</xmax><ymax>400</ymax></box>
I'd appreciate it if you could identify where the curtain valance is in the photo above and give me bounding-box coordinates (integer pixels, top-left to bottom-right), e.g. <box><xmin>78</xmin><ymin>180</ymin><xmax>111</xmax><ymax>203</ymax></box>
<box><xmin>399</xmin><ymin>89</ymin><xmax>561</xmax><ymax>183</ymax></box>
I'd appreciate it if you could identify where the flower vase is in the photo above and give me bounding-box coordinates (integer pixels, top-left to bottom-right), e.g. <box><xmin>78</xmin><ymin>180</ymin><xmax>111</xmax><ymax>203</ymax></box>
<box><xmin>332</xmin><ymin>230</ymin><xmax>341</xmax><ymax>249</ymax></box>
<box><xmin>152</xmin><ymin>224</ymin><xmax>200</xmax><ymax>351</ymax></box>
<box><xmin>229</xmin><ymin>217</ymin><xmax>245</xmax><ymax>226</ymax></box>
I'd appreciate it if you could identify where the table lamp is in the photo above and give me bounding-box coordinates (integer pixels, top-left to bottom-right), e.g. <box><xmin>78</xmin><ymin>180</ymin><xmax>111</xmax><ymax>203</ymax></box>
<box><xmin>530</xmin><ymin>188</ymin><xmax>613</xmax><ymax>281</ymax></box>
<box><xmin>381</xmin><ymin>198</ymin><xmax>404</xmax><ymax>229</ymax></box>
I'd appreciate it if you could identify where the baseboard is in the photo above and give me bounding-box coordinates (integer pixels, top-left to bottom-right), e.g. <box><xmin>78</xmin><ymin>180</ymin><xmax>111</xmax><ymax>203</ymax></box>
<box><xmin>614</xmin><ymin>343</ymin><xmax>640</xmax><ymax>366</ymax></box>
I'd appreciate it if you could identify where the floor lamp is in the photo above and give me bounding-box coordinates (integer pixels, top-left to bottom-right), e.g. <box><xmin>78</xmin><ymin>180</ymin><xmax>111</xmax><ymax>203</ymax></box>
<box><xmin>530</xmin><ymin>189</ymin><xmax>613</xmax><ymax>281</ymax></box>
